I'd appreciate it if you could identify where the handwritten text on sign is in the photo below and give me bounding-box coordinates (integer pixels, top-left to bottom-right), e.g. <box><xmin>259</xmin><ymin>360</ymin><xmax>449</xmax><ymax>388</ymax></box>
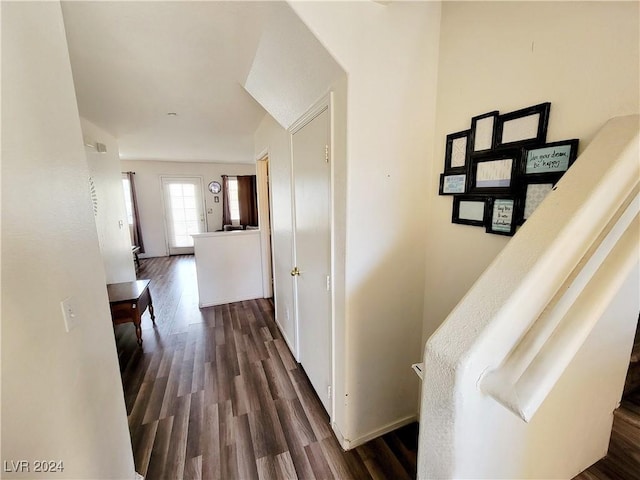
<box><xmin>443</xmin><ymin>174</ymin><xmax>466</xmax><ymax>194</ymax></box>
<box><xmin>526</xmin><ymin>145</ymin><xmax>572</xmax><ymax>174</ymax></box>
<box><xmin>492</xmin><ymin>199</ymin><xmax>514</xmax><ymax>232</ymax></box>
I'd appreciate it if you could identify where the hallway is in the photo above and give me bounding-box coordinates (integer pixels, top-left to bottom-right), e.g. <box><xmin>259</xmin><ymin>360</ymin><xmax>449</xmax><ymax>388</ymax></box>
<box><xmin>116</xmin><ymin>256</ymin><xmax>418</xmax><ymax>479</ymax></box>
<box><xmin>115</xmin><ymin>256</ymin><xmax>639</xmax><ymax>479</ymax></box>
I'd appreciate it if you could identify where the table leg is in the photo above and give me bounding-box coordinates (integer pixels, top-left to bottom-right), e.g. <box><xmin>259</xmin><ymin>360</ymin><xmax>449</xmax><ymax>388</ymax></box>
<box><xmin>133</xmin><ymin>305</ymin><xmax>143</xmax><ymax>346</ymax></box>
<box><xmin>148</xmin><ymin>290</ymin><xmax>156</xmax><ymax>325</ymax></box>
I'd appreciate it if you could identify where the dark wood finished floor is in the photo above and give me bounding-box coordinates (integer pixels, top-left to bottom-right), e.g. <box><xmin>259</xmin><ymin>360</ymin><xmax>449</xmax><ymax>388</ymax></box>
<box><xmin>115</xmin><ymin>255</ymin><xmax>418</xmax><ymax>479</ymax></box>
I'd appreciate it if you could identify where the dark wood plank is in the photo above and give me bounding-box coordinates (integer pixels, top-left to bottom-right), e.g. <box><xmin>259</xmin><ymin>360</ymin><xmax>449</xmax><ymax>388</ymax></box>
<box><xmin>256</xmin><ymin>455</ymin><xmax>278</xmax><ymax>480</ymax></box>
<box><xmin>164</xmin><ymin>394</ymin><xmax>191</xmax><ymax>479</ymax></box>
<box><xmin>183</xmin><ymin>456</ymin><xmax>202</xmax><ymax>480</ymax></box>
<box><xmin>359</xmin><ymin>437</ymin><xmax>411</xmax><ymax>480</ymax></box>
<box><xmin>201</xmin><ymin>402</ymin><xmax>220</xmax><ymax>480</ymax></box>
<box><xmin>275</xmin><ymin>398</ymin><xmax>316</xmax><ymax>479</ymax></box>
<box><xmin>131</xmin><ymin>420</ymin><xmax>157</xmax><ymax>478</ymax></box>
<box><xmin>186</xmin><ymin>389</ymin><xmax>203</xmax><ymax>460</ymax></box>
<box><xmin>305</xmin><ymin>441</ymin><xmax>333</xmax><ymax>479</ymax></box>
<box><xmin>145</xmin><ymin>415</ymin><xmax>173</xmax><ymax>480</ymax></box>
<box><xmin>275</xmin><ymin>451</ymin><xmax>298</xmax><ymax>479</ymax></box>
<box><xmin>142</xmin><ymin>376</ymin><xmax>169</xmax><ymax>425</ymax></box>
<box><xmin>235</xmin><ymin>414</ymin><xmax>260</xmax><ymax>480</ymax></box>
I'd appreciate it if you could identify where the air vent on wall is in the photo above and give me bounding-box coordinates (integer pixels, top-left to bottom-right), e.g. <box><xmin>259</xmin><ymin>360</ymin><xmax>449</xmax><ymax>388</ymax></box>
<box><xmin>83</xmin><ymin>136</ymin><xmax>107</xmax><ymax>153</ymax></box>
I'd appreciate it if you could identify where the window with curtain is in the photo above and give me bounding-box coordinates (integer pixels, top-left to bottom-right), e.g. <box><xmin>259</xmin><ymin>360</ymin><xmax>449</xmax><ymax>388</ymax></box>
<box><xmin>222</xmin><ymin>175</ymin><xmax>258</xmax><ymax>228</ymax></box>
<box><xmin>122</xmin><ymin>172</ymin><xmax>145</xmax><ymax>252</ymax></box>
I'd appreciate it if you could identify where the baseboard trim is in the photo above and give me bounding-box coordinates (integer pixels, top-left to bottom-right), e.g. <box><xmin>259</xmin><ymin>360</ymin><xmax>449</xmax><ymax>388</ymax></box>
<box><xmin>275</xmin><ymin>317</ymin><xmax>296</xmax><ymax>358</ymax></box>
<box><xmin>332</xmin><ymin>421</ymin><xmax>347</xmax><ymax>450</ymax></box>
<box><xmin>337</xmin><ymin>414</ymin><xmax>418</xmax><ymax>450</ymax></box>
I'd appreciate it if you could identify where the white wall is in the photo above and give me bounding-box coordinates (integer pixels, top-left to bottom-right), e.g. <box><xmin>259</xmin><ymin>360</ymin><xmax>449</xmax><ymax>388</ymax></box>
<box><xmin>254</xmin><ymin>114</ymin><xmax>296</xmax><ymax>350</ymax></box>
<box><xmin>82</xmin><ymin>118</ymin><xmax>136</xmax><ymax>283</ymax></box>
<box><xmin>271</xmin><ymin>1</ymin><xmax>441</xmax><ymax>447</ymax></box>
<box><xmin>119</xmin><ymin>160</ymin><xmax>256</xmax><ymax>257</ymax></box>
<box><xmin>1</xmin><ymin>2</ymin><xmax>136</xmax><ymax>478</ymax></box>
<box><xmin>422</xmin><ymin>0</ymin><xmax>640</xmax><ymax>344</ymax></box>
<box><xmin>245</xmin><ymin>2</ymin><xmax>344</xmax><ymax>130</ymax></box>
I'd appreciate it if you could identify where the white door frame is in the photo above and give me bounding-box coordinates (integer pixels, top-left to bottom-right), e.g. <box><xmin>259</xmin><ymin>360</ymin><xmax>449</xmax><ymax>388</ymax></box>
<box><xmin>256</xmin><ymin>151</ymin><xmax>274</xmax><ymax>298</ymax></box>
<box><xmin>288</xmin><ymin>92</ymin><xmax>335</xmax><ymax>418</ymax></box>
<box><xmin>159</xmin><ymin>175</ymin><xmax>207</xmax><ymax>256</ymax></box>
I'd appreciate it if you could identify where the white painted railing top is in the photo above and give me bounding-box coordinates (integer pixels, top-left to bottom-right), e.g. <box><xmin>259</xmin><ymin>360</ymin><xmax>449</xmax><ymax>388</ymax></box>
<box><xmin>427</xmin><ymin>115</ymin><xmax>639</xmax><ymax>422</ymax></box>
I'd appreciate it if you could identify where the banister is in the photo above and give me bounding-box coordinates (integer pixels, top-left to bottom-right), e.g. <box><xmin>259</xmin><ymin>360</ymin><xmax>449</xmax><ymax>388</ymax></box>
<box><xmin>476</xmin><ymin>116</ymin><xmax>640</xmax><ymax>422</ymax></box>
<box><xmin>480</xmin><ymin>194</ymin><xmax>639</xmax><ymax>421</ymax></box>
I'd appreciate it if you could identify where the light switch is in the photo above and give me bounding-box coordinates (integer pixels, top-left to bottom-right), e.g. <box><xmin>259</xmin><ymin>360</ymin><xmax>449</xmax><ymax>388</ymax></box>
<box><xmin>60</xmin><ymin>297</ymin><xmax>78</xmax><ymax>332</ymax></box>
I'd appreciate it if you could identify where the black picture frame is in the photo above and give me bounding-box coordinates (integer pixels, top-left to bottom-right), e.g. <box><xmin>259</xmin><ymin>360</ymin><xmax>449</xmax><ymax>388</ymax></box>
<box><xmin>486</xmin><ymin>196</ymin><xmax>520</xmax><ymax>236</ymax></box>
<box><xmin>468</xmin><ymin>149</ymin><xmax>520</xmax><ymax>195</ymax></box>
<box><xmin>518</xmin><ymin>174</ymin><xmax>562</xmax><ymax>224</ymax></box>
<box><xmin>469</xmin><ymin>111</ymin><xmax>499</xmax><ymax>154</ymax></box>
<box><xmin>444</xmin><ymin>129</ymin><xmax>471</xmax><ymax>173</ymax></box>
<box><xmin>452</xmin><ymin>195</ymin><xmax>489</xmax><ymax>226</ymax></box>
<box><xmin>521</xmin><ymin>139</ymin><xmax>579</xmax><ymax>180</ymax></box>
<box><xmin>439</xmin><ymin>173</ymin><xmax>467</xmax><ymax>195</ymax></box>
<box><xmin>495</xmin><ymin>102</ymin><xmax>551</xmax><ymax>149</ymax></box>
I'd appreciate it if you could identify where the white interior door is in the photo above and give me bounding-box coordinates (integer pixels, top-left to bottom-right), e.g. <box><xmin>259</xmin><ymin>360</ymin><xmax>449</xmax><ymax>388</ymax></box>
<box><xmin>161</xmin><ymin>177</ymin><xmax>206</xmax><ymax>255</ymax></box>
<box><xmin>292</xmin><ymin>107</ymin><xmax>332</xmax><ymax>414</ymax></box>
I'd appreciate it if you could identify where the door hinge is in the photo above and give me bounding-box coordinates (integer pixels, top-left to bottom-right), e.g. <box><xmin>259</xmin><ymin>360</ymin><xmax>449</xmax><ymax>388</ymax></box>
<box><xmin>326</xmin><ymin>275</ymin><xmax>331</xmax><ymax>291</ymax></box>
<box><xmin>328</xmin><ymin>385</ymin><xmax>332</xmax><ymax>399</ymax></box>
<box><xmin>325</xmin><ymin>144</ymin><xmax>329</xmax><ymax>163</ymax></box>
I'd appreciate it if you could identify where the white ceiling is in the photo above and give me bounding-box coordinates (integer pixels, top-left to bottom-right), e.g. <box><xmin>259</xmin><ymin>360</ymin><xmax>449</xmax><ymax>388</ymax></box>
<box><xmin>62</xmin><ymin>1</ymin><xmax>279</xmax><ymax>164</ymax></box>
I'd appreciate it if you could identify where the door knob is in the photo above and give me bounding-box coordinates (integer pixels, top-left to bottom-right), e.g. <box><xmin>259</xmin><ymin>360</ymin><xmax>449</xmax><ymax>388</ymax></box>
<box><xmin>290</xmin><ymin>267</ymin><xmax>300</xmax><ymax>276</ymax></box>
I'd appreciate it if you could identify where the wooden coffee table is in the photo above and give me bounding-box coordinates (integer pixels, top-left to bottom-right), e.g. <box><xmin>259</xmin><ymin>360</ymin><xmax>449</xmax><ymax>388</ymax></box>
<box><xmin>107</xmin><ymin>279</ymin><xmax>156</xmax><ymax>346</ymax></box>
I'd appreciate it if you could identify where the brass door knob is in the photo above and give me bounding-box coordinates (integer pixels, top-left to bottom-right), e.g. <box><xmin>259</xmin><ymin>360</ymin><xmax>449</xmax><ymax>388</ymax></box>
<box><xmin>290</xmin><ymin>267</ymin><xmax>300</xmax><ymax>276</ymax></box>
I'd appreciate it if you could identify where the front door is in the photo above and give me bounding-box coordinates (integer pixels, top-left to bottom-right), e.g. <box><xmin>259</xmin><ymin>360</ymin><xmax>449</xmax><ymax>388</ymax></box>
<box><xmin>292</xmin><ymin>106</ymin><xmax>332</xmax><ymax>414</ymax></box>
<box><xmin>161</xmin><ymin>177</ymin><xmax>206</xmax><ymax>255</ymax></box>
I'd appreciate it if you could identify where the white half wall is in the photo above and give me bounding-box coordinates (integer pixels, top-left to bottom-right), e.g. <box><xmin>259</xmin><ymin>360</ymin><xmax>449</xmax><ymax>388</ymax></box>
<box><xmin>119</xmin><ymin>160</ymin><xmax>256</xmax><ymax>257</ymax></box>
<box><xmin>1</xmin><ymin>2</ymin><xmax>136</xmax><ymax>478</ymax></box>
<box><xmin>422</xmin><ymin>0</ymin><xmax>640</xmax><ymax>345</ymax></box>
<box><xmin>193</xmin><ymin>231</ymin><xmax>264</xmax><ymax>307</ymax></box>
<box><xmin>82</xmin><ymin>118</ymin><xmax>136</xmax><ymax>283</ymax></box>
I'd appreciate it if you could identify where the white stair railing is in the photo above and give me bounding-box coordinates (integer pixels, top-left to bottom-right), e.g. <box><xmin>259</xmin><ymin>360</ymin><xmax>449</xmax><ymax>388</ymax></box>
<box><xmin>480</xmin><ymin>191</ymin><xmax>638</xmax><ymax>421</ymax></box>
<box><xmin>476</xmin><ymin>114</ymin><xmax>639</xmax><ymax>421</ymax></box>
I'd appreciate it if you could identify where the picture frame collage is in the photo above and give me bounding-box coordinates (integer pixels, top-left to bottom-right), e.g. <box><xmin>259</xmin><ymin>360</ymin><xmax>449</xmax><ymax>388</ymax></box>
<box><xmin>438</xmin><ymin>102</ymin><xmax>579</xmax><ymax>236</ymax></box>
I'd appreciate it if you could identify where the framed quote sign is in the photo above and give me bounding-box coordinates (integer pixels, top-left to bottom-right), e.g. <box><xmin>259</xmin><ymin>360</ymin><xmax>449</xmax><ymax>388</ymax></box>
<box><xmin>522</xmin><ymin>139</ymin><xmax>579</xmax><ymax>177</ymax></box>
<box><xmin>487</xmin><ymin>197</ymin><xmax>519</xmax><ymax>236</ymax></box>
<box><xmin>439</xmin><ymin>173</ymin><xmax>467</xmax><ymax>195</ymax></box>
